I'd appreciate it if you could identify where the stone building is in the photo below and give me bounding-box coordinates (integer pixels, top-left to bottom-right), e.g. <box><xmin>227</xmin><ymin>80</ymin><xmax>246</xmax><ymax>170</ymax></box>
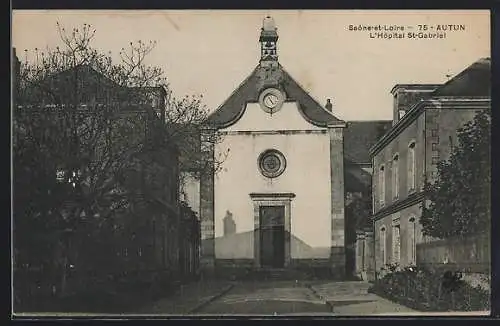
<box><xmin>369</xmin><ymin>58</ymin><xmax>491</xmax><ymax>275</ymax></box>
<box><xmin>180</xmin><ymin>17</ymin><xmax>391</xmax><ymax>278</ymax></box>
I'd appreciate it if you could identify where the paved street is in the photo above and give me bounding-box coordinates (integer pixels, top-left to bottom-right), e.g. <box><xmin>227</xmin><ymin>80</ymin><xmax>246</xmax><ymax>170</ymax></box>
<box><xmin>140</xmin><ymin>280</ymin><xmax>418</xmax><ymax>316</ymax></box>
<box><xmin>195</xmin><ymin>281</ymin><xmax>332</xmax><ymax>315</ymax></box>
<box><xmin>15</xmin><ymin>280</ymin><xmax>489</xmax><ymax>317</ymax></box>
<box><xmin>194</xmin><ymin>281</ymin><xmax>418</xmax><ymax>316</ymax></box>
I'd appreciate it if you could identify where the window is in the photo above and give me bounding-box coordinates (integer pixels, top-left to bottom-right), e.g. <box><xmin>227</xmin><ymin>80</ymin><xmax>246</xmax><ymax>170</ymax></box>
<box><xmin>409</xmin><ymin>217</ymin><xmax>417</xmax><ymax>265</ymax></box>
<box><xmin>392</xmin><ymin>154</ymin><xmax>399</xmax><ymax>199</ymax></box>
<box><xmin>380</xmin><ymin>227</ymin><xmax>387</xmax><ymax>266</ymax></box>
<box><xmin>392</xmin><ymin>223</ymin><xmax>401</xmax><ymax>264</ymax></box>
<box><xmin>258</xmin><ymin>149</ymin><xmax>287</xmax><ymax>178</ymax></box>
<box><xmin>431</xmin><ymin>143</ymin><xmax>438</xmax><ymax>151</ymax></box>
<box><xmin>408</xmin><ymin>142</ymin><xmax>416</xmax><ymax>191</ymax></box>
<box><xmin>431</xmin><ymin>129</ymin><xmax>439</xmax><ymax>137</ymax></box>
<box><xmin>379</xmin><ymin>165</ymin><xmax>385</xmax><ymax>205</ymax></box>
<box><xmin>432</xmin><ymin>156</ymin><xmax>440</xmax><ymax>164</ymax></box>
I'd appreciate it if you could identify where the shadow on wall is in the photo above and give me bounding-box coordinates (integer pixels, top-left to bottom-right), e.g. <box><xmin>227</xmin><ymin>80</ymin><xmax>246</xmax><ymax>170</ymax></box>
<box><xmin>223</xmin><ymin>210</ymin><xmax>236</xmax><ymax>236</ymax></box>
<box><xmin>202</xmin><ymin>230</ymin><xmax>330</xmax><ymax>259</ymax></box>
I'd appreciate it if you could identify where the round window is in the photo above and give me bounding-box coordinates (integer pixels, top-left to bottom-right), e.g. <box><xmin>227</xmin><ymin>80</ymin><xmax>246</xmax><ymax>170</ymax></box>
<box><xmin>258</xmin><ymin>149</ymin><xmax>286</xmax><ymax>178</ymax></box>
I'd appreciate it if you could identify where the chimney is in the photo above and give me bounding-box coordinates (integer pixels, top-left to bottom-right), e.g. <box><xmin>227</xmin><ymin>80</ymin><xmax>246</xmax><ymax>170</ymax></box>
<box><xmin>390</xmin><ymin>84</ymin><xmax>441</xmax><ymax>125</ymax></box>
<box><xmin>325</xmin><ymin>98</ymin><xmax>333</xmax><ymax>112</ymax></box>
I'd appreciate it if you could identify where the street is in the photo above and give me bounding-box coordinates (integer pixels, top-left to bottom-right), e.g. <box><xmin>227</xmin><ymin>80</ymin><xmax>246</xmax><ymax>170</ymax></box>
<box><xmin>186</xmin><ymin>281</ymin><xmax>416</xmax><ymax>316</ymax></box>
<box><xmin>194</xmin><ymin>281</ymin><xmax>332</xmax><ymax>315</ymax></box>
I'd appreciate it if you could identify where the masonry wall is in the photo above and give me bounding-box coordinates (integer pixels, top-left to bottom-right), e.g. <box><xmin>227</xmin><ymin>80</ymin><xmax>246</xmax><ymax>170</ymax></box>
<box><xmin>372</xmin><ymin>104</ymin><xmax>487</xmax><ymax>273</ymax></box>
<box><xmin>372</xmin><ymin>113</ymin><xmax>426</xmax><ymax>214</ymax></box>
<box><xmin>213</xmin><ymin>102</ymin><xmax>333</xmax><ymax>260</ymax></box>
<box><xmin>425</xmin><ymin>107</ymin><xmax>482</xmax><ymax>181</ymax></box>
<box><xmin>374</xmin><ymin>203</ymin><xmax>423</xmax><ymax>272</ymax></box>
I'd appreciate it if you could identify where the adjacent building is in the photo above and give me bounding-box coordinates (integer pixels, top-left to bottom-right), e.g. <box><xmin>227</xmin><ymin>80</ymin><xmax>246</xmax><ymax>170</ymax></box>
<box><xmin>369</xmin><ymin>58</ymin><xmax>491</xmax><ymax>274</ymax></box>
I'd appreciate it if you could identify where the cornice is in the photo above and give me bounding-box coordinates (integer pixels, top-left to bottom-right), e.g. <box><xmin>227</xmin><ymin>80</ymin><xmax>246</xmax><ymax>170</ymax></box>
<box><xmin>371</xmin><ymin>191</ymin><xmax>425</xmax><ymax>222</ymax></box>
<box><xmin>390</xmin><ymin>84</ymin><xmax>441</xmax><ymax>95</ymax></box>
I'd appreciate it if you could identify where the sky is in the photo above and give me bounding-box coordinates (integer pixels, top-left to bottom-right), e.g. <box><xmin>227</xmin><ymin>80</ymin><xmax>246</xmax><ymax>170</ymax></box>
<box><xmin>12</xmin><ymin>10</ymin><xmax>490</xmax><ymax>121</ymax></box>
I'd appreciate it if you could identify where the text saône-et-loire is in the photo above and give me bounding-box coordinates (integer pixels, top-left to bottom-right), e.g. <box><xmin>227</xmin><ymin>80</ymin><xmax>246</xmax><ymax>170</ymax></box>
<box><xmin>348</xmin><ymin>24</ymin><xmax>466</xmax><ymax>32</ymax></box>
<box><xmin>348</xmin><ymin>24</ymin><xmax>466</xmax><ymax>39</ymax></box>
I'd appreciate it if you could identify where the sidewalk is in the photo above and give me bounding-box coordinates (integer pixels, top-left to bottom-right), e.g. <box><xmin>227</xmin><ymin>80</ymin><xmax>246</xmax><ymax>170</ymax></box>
<box><xmin>309</xmin><ymin>281</ymin><xmax>418</xmax><ymax>316</ymax></box>
<box><xmin>137</xmin><ymin>281</ymin><xmax>234</xmax><ymax>315</ymax></box>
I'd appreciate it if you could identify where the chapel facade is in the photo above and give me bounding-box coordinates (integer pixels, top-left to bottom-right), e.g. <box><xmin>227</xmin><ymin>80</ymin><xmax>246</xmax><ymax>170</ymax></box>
<box><xmin>195</xmin><ymin>16</ymin><xmax>347</xmax><ymax>276</ymax></box>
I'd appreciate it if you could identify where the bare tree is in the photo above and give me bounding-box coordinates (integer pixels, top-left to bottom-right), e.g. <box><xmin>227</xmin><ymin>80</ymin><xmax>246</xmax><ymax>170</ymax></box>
<box><xmin>13</xmin><ymin>23</ymin><xmax>218</xmax><ymax>300</ymax></box>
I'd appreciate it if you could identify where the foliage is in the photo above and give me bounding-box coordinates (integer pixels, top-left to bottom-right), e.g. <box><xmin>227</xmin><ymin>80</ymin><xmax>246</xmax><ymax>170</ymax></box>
<box><xmin>420</xmin><ymin>109</ymin><xmax>491</xmax><ymax>239</ymax></box>
<box><xmin>348</xmin><ymin>191</ymin><xmax>373</xmax><ymax>231</ymax></box>
<box><xmin>369</xmin><ymin>265</ymin><xmax>490</xmax><ymax>312</ymax></box>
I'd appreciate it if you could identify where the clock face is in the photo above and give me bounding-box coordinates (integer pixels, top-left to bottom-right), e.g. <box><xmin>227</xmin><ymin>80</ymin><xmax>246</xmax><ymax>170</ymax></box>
<box><xmin>263</xmin><ymin>93</ymin><xmax>279</xmax><ymax>109</ymax></box>
<box><xmin>258</xmin><ymin>88</ymin><xmax>284</xmax><ymax>114</ymax></box>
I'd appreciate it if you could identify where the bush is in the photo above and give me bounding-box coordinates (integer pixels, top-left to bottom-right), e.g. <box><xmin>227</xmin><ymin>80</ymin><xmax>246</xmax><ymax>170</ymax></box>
<box><xmin>368</xmin><ymin>265</ymin><xmax>490</xmax><ymax>312</ymax></box>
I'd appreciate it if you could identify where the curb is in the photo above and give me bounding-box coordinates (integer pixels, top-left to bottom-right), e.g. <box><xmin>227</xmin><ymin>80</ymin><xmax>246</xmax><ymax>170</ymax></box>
<box><xmin>188</xmin><ymin>283</ymin><xmax>235</xmax><ymax>314</ymax></box>
<box><xmin>305</xmin><ymin>284</ymin><xmax>334</xmax><ymax>312</ymax></box>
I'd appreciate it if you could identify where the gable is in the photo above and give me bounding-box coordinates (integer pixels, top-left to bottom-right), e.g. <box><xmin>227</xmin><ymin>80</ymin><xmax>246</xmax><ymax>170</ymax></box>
<box><xmin>206</xmin><ymin>64</ymin><xmax>345</xmax><ymax>129</ymax></box>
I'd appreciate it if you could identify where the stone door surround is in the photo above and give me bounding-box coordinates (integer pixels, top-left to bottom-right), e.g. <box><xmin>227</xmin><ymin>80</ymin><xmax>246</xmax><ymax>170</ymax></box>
<box><xmin>249</xmin><ymin>192</ymin><xmax>295</xmax><ymax>268</ymax></box>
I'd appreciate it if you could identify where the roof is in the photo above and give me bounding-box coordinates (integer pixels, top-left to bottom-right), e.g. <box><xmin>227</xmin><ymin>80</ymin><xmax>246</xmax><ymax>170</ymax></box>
<box><xmin>431</xmin><ymin>58</ymin><xmax>491</xmax><ymax>97</ymax></box>
<box><xmin>343</xmin><ymin>120</ymin><xmax>392</xmax><ymax>163</ymax></box>
<box><xmin>20</xmin><ymin>64</ymin><xmax>165</xmax><ymax>110</ymax></box>
<box><xmin>345</xmin><ymin>161</ymin><xmax>372</xmax><ymax>193</ymax></box>
<box><xmin>206</xmin><ymin>64</ymin><xmax>345</xmax><ymax>128</ymax></box>
<box><xmin>369</xmin><ymin>57</ymin><xmax>491</xmax><ymax>157</ymax></box>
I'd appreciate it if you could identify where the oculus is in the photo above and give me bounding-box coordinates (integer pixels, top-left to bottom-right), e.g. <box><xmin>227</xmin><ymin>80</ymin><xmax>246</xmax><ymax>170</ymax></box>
<box><xmin>258</xmin><ymin>88</ymin><xmax>284</xmax><ymax>114</ymax></box>
<box><xmin>258</xmin><ymin>149</ymin><xmax>287</xmax><ymax>178</ymax></box>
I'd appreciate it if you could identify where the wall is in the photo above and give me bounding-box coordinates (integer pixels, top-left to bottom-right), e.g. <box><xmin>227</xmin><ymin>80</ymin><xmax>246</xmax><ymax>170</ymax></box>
<box><xmin>416</xmin><ymin>233</ymin><xmax>490</xmax><ymax>274</ymax></box>
<box><xmin>372</xmin><ymin>113</ymin><xmax>426</xmax><ymax>214</ymax></box>
<box><xmin>213</xmin><ymin>102</ymin><xmax>332</xmax><ymax>260</ymax></box>
<box><xmin>374</xmin><ymin>203</ymin><xmax>423</xmax><ymax>272</ymax></box>
<box><xmin>425</xmin><ymin>107</ymin><xmax>483</xmax><ymax>181</ymax></box>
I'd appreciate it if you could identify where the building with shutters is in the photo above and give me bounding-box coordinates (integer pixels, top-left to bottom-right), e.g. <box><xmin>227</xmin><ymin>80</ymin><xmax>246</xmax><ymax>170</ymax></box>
<box><xmin>369</xmin><ymin>57</ymin><xmax>491</xmax><ymax>275</ymax></box>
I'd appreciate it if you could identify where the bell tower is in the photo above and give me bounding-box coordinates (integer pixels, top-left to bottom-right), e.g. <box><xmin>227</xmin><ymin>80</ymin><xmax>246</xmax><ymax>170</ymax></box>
<box><xmin>257</xmin><ymin>16</ymin><xmax>283</xmax><ymax>92</ymax></box>
<box><xmin>260</xmin><ymin>16</ymin><xmax>279</xmax><ymax>67</ymax></box>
